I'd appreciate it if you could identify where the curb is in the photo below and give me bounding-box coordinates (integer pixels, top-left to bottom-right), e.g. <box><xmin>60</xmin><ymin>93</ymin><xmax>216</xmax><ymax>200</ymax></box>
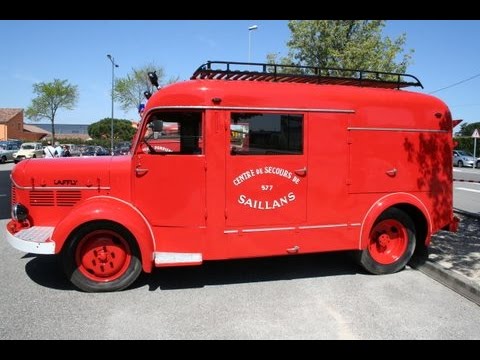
<box><xmin>409</xmin><ymin>210</ymin><xmax>480</xmax><ymax>306</ymax></box>
<box><xmin>453</xmin><ymin>208</ymin><xmax>480</xmax><ymax>220</ymax></box>
<box><xmin>411</xmin><ymin>259</ymin><xmax>480</xmax><ymax>306</ymax></box>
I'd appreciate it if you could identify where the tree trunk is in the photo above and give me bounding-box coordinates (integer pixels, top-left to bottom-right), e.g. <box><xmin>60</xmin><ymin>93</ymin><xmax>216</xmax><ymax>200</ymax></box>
<box><xmin>51</xmin><ymin>118</ymin><xmax>55</xmax><ymax>143</ymax></box>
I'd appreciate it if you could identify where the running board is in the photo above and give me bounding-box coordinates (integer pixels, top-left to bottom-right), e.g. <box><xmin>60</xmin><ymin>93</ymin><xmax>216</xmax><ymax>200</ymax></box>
<box><xmin>154</xmin><ymin>252</ymin><xmax>203</xmax><ymax>267</ymax></box>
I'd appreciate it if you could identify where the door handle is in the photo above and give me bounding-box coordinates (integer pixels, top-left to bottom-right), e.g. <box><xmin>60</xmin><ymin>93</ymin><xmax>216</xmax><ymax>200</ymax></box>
<box><xmin>294</xmin><ymin>167</ymin><xmax>307</xmax><ymax>176</ymax></box>
<box><xmin>286</xmin><ymin>245</ymin><xmax>300</xmax><ymax>254</ymax></box>
<box><xmin>386</xmin><ymin>168</ymin><xmax>397</xmax><ymax>177</ymax></box>
<box><xmin>135</xmin><ymin>167</ymin><xmax>149</xmax><ymax>176</ymax></box>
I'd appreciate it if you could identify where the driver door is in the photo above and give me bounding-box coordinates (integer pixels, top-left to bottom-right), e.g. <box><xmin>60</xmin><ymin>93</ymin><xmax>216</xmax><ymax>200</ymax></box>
<box><xmin>132</xmin><ymin>110</ymin><xmax>206</xmax><ymax>227</ymax></box>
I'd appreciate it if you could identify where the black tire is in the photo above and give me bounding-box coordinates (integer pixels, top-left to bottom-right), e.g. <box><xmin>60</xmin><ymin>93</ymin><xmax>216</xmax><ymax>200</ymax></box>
<box><xmin>13</xmin><ymin>160</ymin><xmax>18</xmax><ymax>164</ymax></box>
<box><xmin>358</xmin><ymin>208</ymin><xmax>416</xmax><ymax>275</ymax></box>
<box><xmin>62</xmin><ymin>221</ymin><xmax>142</xmax><ymax>292</ymax></box>
<box><xmin>458</xmin><ymin>160</ymin><xmax>463</xmax><ymax>168</ymax></box>
<box><xmin>476</xmin><ymin>161</ymin><xmax>480</xmax><ymax>169</ymax></box>
<box><xmin>0</xmin><ymin>156</ymin><xmax>6</xmax><ymax>164</ymax></box>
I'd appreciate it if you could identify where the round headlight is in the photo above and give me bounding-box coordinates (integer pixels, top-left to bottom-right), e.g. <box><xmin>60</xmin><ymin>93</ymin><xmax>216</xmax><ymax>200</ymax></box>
<box><xmin>12</xmin><ymin>203</ymin><xmax>28</xmax><ymax>222</ymax></box>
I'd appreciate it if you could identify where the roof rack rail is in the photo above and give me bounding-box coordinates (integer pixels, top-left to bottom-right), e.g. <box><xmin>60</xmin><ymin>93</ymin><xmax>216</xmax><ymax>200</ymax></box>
<box><xmin>191</xmin><ymin>60</ymin><xmax>423</xmax><ymax>90</ymax></box>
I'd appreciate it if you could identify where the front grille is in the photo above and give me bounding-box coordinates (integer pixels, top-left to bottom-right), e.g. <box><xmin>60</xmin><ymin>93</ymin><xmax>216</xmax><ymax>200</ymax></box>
<box><xmin>11</xmin><ymin>185</ymin><xmax>16</xmax><ymax>205</ymax></box>
<box><xmin>29</xmin><ymin>190</ymin><xmax>82</xmax><ymax>207</ymax></box>
<box><xmin>30</xmin><ymin>191</ymin><xmax>55</xmax><ymax>206</ymax></box>
<box><xmin>56</xmin><ymin>190</ymin><xmax>82</xmax><ymax>206</ymax></box>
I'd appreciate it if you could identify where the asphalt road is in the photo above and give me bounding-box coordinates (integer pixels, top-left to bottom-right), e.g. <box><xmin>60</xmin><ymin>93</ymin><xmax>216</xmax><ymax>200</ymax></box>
<box><xmin>1</xmin><ymin>162</ymin><xmax>479</xmax><ymax>339</ymax></box>
<box><xmin>453</xmin><ymin>167</ymin><xmax>480</xmax><ymax>214</ymax></box>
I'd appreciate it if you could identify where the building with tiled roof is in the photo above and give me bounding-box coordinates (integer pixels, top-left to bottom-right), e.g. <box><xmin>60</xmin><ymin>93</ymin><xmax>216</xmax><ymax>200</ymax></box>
<box><xmin>0</xmin><ymin>108</ymin><xmax>47</xmax><ymax>141</ymax></box>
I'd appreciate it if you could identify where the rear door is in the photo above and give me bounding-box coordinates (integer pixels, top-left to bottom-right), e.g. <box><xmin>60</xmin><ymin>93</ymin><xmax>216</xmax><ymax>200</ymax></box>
<box><xmin>225</xmin><ymin>111</ymin><xmax>307</xmax><ymax>227</ymax></box>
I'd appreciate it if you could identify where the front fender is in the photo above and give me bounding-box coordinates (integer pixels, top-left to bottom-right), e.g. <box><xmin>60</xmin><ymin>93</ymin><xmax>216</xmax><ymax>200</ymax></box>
<box><xmin>359</xmin><ymin>192</ymin><xmax>432</xmax><ymax>249</ymax></box>
<box><xmin>52</xmin><ymin>196</ymin><xmax>155</xmax><ymax>272</ymax></box>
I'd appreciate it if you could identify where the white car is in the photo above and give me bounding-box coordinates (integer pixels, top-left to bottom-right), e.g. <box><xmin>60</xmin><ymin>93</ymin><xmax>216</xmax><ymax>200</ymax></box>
<box><xmin>13</xmin><ymin>142</ymin><xmax>44</xmax><ymax>163</ymax></box>
<box><xmin>0</xmin><ymin>143</ymin><xmax>20</xmax><ymax>163</ymax></box>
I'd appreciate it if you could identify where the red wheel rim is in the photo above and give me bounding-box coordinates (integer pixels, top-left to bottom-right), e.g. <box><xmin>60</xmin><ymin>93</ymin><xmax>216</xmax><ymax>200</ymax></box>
<box><xmin>368</xmin><ymin>219</ymin><xmax>408</xmax><ymax>265</ymax></box>
<box><xmin>75</xmin><ymin>230</ymin><xmax>131</xmax><ymax>282</ymax></box>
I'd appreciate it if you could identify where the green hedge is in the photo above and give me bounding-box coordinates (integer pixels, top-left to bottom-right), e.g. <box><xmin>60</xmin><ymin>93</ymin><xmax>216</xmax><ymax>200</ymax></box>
<box><xmin>454</xmin><ymin>137</ymin><xmax>480</xmax><ymax>157</ymax></box>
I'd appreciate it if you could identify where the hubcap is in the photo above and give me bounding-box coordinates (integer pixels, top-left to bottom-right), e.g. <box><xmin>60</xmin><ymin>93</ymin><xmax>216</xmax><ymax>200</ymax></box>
<box><xmin>368</xmin><ymin>219</ymin><xmax>408</xmax><ymax>265</ymax></box>
<box><xmin>75</xmin><ymin>230</ymin><xmax>131</xmax><ymax>282</ymax></box>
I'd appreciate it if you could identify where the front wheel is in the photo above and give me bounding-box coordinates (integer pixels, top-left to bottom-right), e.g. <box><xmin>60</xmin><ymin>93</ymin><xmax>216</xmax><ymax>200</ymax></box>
<box><xmin>62</xmin><ymin>221</ymin><xmax>142</xmax><ymax>292</ymax></box>
<box><xmin>358</xmin><ymin>208</ymin><xmax>416</xmax><ymax>275</ymax></box>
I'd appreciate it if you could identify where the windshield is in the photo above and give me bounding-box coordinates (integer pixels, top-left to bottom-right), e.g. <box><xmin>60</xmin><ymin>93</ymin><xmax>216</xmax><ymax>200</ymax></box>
<box><xmin>456</xmin><ymin>150</ymin><xmax>473</xmax><ymax>157</ymax></box>
<box><xmin>21</xmin><ymin>144</ymin><xmax>34</xmax><ymax>150</ymax></box>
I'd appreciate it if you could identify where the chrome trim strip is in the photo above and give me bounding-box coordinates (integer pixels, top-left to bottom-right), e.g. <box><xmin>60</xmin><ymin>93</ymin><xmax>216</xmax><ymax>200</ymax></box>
<box><xmin>348</xmin><ymin>127</ymin><xmax>448</xmax><ymax>133</ymax></box>
<box><xmin>299</xmin><ymin>223</ymin><xmax>359</xmax><ymax>229</ymax></box>
<box><xmin>10</xmin><ymin>177</ymin><xmax>110</xmax><ymax>191</ymax></box>
<box><xmin>148</xmin><ymin>105</ymin><xmax>355</xmax><ymax>114</ymax></box>
<box><xmin>243</xmin><ymin>226</ymin><xmax>296</xmax><ymax>233</ymax></box>
<box><xmin>224</xmin><ymin>222</ymin><xmax>361</xmax><ymax>234</ymax></box>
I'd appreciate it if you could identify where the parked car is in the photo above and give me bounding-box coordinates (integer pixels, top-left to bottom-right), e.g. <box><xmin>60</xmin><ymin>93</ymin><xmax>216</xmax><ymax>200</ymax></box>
<box><xmin>12</xmin><ymin>142</ymin><xmax>44</xmax><ymax>163</ymax></box>
<box><xmin>82</xmin><ymin>146</ymin><xmax>110</xmax><ymax>156</ymax></box>
<box><xmin>0</xmin><ymin>142</ymin><xmax>20</xmax><ymax>163</ymax></box>
<box><xmin>62</xmin><ymin>144</ymin><xmax>82</xmax><ymax>157</ymax></box>
<box><xmin>453</xmin><ymin>150</ymin><xmax>477</xmax><ymax>168</ymax></box>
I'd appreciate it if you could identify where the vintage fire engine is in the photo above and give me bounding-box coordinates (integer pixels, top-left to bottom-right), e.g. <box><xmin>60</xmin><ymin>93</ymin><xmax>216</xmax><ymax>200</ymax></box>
<box><xmin>5</xmin><ymin>61</ymin><xmax>458</xmax><ymax>292</ymax></box>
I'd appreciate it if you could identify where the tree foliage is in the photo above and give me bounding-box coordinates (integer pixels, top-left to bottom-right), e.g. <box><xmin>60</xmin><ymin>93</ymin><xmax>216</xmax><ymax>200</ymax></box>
<box><xmin>269</xmin><ymin>20</ymin><xmax>413</xmax><ymax>73</ymax></box>
<box><xmin>114</xmin><ymin>62</ymin><xmax>179</xmax><ymax>113</ymax></box>
<box><xmin>25</xmin><ymin>79</ymin><xmax>78</xmax><ymax>142</ymax></box>
<box><xmin>457</xmin><ymin>121</ymin><xmax>480</xmax><ymax>137</ymax></box>
<box><xmin>88</xmin><ymin>118</ymin><xmax>136</xmax><ymax>141</ymax></box>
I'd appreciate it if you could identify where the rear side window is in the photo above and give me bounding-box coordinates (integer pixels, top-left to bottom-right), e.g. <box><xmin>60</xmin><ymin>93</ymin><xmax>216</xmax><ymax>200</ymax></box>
<box><xmin>230</xmin><ymin>113</ymin><xmax>303</xmax><ymax>155</ymax></box>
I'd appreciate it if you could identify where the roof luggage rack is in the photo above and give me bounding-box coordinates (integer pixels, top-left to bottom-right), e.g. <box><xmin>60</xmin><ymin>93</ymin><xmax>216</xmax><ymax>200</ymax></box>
<box><xmin>191</xmin><ymin>60</ymin><xmax>423</xmax><ymax>90</ymax></box>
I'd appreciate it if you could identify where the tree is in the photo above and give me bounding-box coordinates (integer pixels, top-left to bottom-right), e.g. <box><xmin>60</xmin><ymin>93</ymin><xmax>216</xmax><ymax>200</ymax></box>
<box><xmin>114</xmin><ymin>62</ymin><xmax>179</xmax><ymax>114</ymax></box>
<box><xmin>269</xmin><ymin>20</ymin><xmax>413</xmax><ymax>74</ymax></box>
<box><xmin>25</xmin><ymin>79</ymin><xmax>78</xmax><ymax>142</ymax></box>
<box><xmin>458</xmin><ymin>121</ymin><xmax>480</xmax><ymax>137</ymax></box>
<box><xmin>88</xmin><ymin>118</ymin><xmax>136</xmax><ymax>142</ymax></box>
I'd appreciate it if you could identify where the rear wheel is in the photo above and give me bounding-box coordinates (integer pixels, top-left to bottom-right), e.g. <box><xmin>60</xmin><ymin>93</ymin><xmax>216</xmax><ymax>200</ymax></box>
<box><xmin>0</xmin><ymin>156</ymin><xmax>6</xmax><ymax>164</ymax></box>
<box><xmin>62</xmin><ymin>221</ymin><xmax>142</xmax><ymax>292</ymax></box>
<box><xmin>458</xmin><ymin>160</ymin><xmax>463</xmax><ymax>168</ymax></box>
<box><xmin>359</xmin><ymin>208</ymin><xmax>416</xmax><ymax>275</ymax></box>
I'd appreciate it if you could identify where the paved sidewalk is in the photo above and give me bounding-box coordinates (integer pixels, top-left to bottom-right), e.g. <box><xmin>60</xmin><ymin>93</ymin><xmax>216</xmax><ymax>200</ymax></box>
<box><xmin>411</xmin><ymin>210</ymin><xmax>480</xmax><ymax>305</ymax></box>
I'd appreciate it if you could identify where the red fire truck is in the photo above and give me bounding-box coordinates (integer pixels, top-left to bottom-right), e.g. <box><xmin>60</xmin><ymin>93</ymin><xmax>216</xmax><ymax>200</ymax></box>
<box><xmin>5</xmin><ymin>61</ymin><xmax>458</xmax><ymax>292</ymax></box>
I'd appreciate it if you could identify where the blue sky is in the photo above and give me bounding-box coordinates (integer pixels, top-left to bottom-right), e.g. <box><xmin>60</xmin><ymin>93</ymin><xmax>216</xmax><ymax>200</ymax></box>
<box><xmin>1</xmin><ymin>20</ymin><xmax>480</xmax><ymax>129</ymax></box>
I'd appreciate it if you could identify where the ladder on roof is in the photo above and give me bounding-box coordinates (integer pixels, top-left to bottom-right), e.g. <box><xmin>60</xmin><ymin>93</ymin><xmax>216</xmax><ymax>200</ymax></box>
<box><xmin>191</xmin><ymin>60</ymin><xmax>423</xmax><ymax>90</ymax></box>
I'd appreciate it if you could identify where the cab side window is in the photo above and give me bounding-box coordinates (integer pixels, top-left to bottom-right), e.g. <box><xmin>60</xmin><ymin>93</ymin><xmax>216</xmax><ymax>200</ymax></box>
<box><xmin>142</xmin><ymin>111</ymin><xmax>203</xmax><ymax>155</ymax></box>
<box><xmin>230</xmin><ymin>113</ymin><xmax>303</xmax><ymax>155</ymax></box>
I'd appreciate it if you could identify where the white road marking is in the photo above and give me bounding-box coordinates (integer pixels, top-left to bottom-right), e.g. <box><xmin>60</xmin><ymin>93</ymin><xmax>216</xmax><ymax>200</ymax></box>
<box><xmin>455</xmin><ymin>187</ymin><xmax>480</xmax><ymax>193</ymax></box>
<box><xmin>0</xmin><ymin>194</ymin><xmax>7</xmax><ymax>197</ymax></box>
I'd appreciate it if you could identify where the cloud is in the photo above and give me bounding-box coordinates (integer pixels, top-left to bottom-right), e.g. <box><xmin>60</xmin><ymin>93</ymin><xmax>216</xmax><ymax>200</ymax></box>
<box><xmin>196</xmin><ymin>35</ymin><xmax>217</xmax><ymax>48</ymax></box>
<box><xmin>12</xmin><ymin>72</ymin><xmax>40</xmax><ymax>83</ymax></box>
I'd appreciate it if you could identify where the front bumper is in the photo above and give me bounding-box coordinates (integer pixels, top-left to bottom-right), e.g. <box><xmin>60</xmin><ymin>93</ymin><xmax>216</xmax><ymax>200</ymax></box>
<box><xmin>6</xmin><ymin>224</ymin><xmax>55</xmax><ymax>254</ymax></box>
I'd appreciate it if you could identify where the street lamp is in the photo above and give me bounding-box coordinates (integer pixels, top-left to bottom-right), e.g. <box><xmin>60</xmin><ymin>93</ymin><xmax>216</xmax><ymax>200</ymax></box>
<box><xmin>107</xmin><ymin>54</ymin><xmax>119</xmax><ymax>155</ymax></box>
<box><xmin>248</xmin><ymin>25</ymin><xmax>258</xmax><ymax>64</ymax></box>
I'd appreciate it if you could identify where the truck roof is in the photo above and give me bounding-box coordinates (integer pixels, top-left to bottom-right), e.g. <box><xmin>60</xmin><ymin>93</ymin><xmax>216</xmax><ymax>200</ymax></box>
<box><xmin>145</xmin><ymin>78</ymin><xmax>446</xmax><ymax>117</ymax></box>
